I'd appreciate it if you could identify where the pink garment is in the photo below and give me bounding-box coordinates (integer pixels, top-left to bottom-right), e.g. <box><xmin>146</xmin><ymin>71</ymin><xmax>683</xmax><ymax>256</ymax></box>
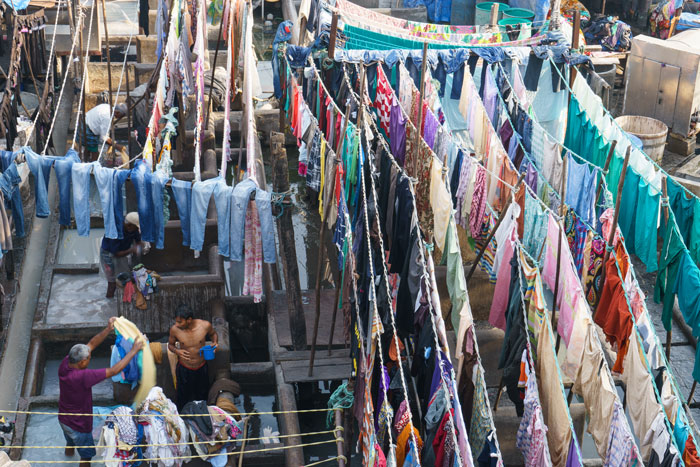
<box><xmin>374</xmin><ymin>67</ymin><xmax>393</xmax><ymax>134</ymax></box>
<box><xmin>542</xmin><ymin>213</ymin><xmax>582</xmax><ymax>346</ymax></box>
<box><xmin>243</xmin><ymin>202</ymin><xmax>263</xmax><ymax>303</ymax></box>
<box><xmin>599</xmin><ymin>208</ymin><xmax>622</xmax><ymax>247</ymax></box>
<box><xmin>374</xmin><ymin>444</ymin><xmax>387</xmax><ymax>467</ymax></box>
<box><xmin>489</xmin><ymin>227</ymin><xmax>517</xmax><ymax>330</ymax></box>
<box><xmin>469</xmin><ymin>165</ymin><xmax>487</xmax><ymax>238</ymax></box>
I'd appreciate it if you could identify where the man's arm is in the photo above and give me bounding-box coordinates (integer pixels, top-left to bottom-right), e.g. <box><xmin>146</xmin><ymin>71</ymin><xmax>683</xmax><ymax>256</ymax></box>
<box><xmin>106</xmin><ymin>338</ymin><xmax>144</xmax><ymax>378</ymax></box>
<box><xmin>87</xmin><ymin>317</ymin><xmax>117</xmax><ymax>352</ymax></box>
<box><xmin>168</xmin><ymin>327</ymin><xmax>191</xmax><ymax>360</ymax></box>
<box><xmin>206</xmin><ymin>321</ymin><xmax>218</xmax><ymax>348</ymax></box>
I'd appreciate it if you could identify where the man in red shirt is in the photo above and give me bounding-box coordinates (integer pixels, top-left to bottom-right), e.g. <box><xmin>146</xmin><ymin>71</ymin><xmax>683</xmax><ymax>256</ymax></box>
<box><xmin>58</xmin><ymin>317</ymin><xmax>144</xmax><ymax>466</ymax></box>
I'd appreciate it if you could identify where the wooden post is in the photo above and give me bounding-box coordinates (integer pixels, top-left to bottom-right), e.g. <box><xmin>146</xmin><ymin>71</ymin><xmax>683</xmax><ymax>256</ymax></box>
<box><xmin>662</xmin><ymin>176</ymin><xmax>672</xmax><ymax>361</ymax></box>
<box><xmin>78</xmin><ymin>2</ymin><xmax>87</xmax><ymax>159</ymax></box>
<box><xmin>126</xmin><ymin>66</ymin><xmax>132</xmax><ymax>157</ymax></box>
<box><xmin>489</xmin><ymin>3</ymin><xmax>499</xmax><ymax>27</ymax></box>
<box><xmin>594</xmin><ymin>146</ymin><xmax>632</xmax><ymax>316</ymax></box>
<box><xmin>594</xmin><ymin>140</ymin><xmax>617</xmax><ymax>206</ymax></box>
<box><xmin>466</xmin><ymin>173</ymin><xmax>526</xmax><ymax>282</ymax></box>
<box><xmin>310</xmin><ymin>71</ymin><xmax>364</xmax><ymax>376</ymax></box>
<box><xmin>553</xmin><ymin>225</ymin><xmax>563</xmax><ymax>351</ymax></box>
<box><xmin>411</xmin><ymin>41</ymin><xmax>429</xmax><ymax>177</ymax></box>
<box><xmin>689</xmin><ymin>381</ymin><xmax>697</xmax><ymax>405</ymax></box>
<box><xmin>271</xmin><ymin>132</ymin><xmax>307</xmax><ymax>350</ymax></box>
<box><xmin>559</xmin><ymin>154</ymin><xmax>569</xmax><ymax>216</ymax></box>
<box><xmin>334</xmin><ymin>410</ymin><xmax>346</xmax><ymax>467</ymax></box>
<box><xmin>100</xmin><ymin>0</ymin><xmax>115</xmax><ymax>149</ymax></box>
<box><xmin>204</xmin><ymin>0</ymin><xmax>229</xmax><ymax>132</ymax></box>
<box><xmin>327</xmin><ymin>12</ymin><xmax>338</xmax><ymax>61</ymax></box>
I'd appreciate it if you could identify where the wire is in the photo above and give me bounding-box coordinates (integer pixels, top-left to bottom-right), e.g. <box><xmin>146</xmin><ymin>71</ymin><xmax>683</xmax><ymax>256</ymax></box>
<box><xmin>0</xmin><ymin>407</ymin><xmax>335</xmax><ymax>418</ymax></box>
<box><xmin>23</xmin><ymin>438</ymin><xmax>342</xmax><ymax>463</ymax></box>
<box><xmin>14</xmin><ymin>428</ymin><xmax>341</xmax><ymax>450</ymax></box>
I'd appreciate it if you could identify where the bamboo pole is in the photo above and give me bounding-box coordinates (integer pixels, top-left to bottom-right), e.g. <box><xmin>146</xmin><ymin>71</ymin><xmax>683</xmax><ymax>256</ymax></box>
<box><xmin>593</xmin><ymin>146</ymin><xmax>632</xmax><ymax>318</ymax></box>
<box><xmin>100</xmin><ymin>0</ymin><xmax>115</xmax><ymax>150</ymax></box>
<box><xmin>662</xmin><ymin>176</ymin><xmax>672</xmax><ymax>361</ymax></box>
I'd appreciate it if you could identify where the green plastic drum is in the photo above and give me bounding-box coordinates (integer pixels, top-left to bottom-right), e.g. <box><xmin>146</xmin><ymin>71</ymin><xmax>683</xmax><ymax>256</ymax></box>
<box><xmin>498</xmin><ymin>17</ymin><xmax>532</xmax><ymax>40</ymax></box>
<box><xmin>475</xmin><ymin>2</ymin><xmax>511</xmax><ymax>25</ymax></box>
<box><xmin>502</xmin><ymin>7</ymin><xmax>535</xmax><ymax>20</ymax></box>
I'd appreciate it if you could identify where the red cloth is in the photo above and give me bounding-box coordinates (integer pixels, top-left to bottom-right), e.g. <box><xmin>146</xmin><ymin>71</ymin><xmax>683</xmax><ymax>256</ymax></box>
<box><xmin>593</xmin><ymin>247</ymin><xmax>633</xmax><ymax>374</ymax></box>
<box><xmin>374</xmin><ymin>443</ymin><xmax>387</xmax><ymax>467</ymax></box>
<box><xmin>684</xmin><ymin>436</ymin><xmax>700</xmax><ymax>465</ymax></box>
<box><xmin>433</xmin><ymin>409</ymin><xmax>456</xmax><ymax>467</ymax></box>
<box><xmin>122</xmin><ymin>281</ymin><xmax>135</xmax><ymax>303</ymax></box>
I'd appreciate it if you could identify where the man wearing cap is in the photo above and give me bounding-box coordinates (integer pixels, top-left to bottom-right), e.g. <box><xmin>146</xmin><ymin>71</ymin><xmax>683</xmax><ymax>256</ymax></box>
<box><xmin>59</xmin><ymin>317</ymin><xmax>144</xmax><ymax>467</ymax></box>
<box><xmin>79</xmin><ymin>103</ymin><xmax>128</xmax><ymax>160</ymax></box>
<box><xmin>100</xmin><ymin>212</ymin><xmax>146</xmax><ymax>298</ymax></box>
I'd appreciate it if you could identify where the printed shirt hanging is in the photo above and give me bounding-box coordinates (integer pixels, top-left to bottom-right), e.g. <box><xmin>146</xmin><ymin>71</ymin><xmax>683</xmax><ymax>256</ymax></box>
<box><xmin>374</xmin><ymin>66</ymin><xmax>393</xmax><ymax>135</ymax></box>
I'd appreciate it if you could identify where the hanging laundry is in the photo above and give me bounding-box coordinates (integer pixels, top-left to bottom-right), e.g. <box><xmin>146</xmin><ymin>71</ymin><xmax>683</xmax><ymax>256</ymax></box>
<box><xmin>604</xmin><ymin>401</ymin><xmax>640</xmax><ymax>466</ymax></box>
<box><xmin>667</xmin><ymin>181</ymin><xmax>695</xmax><ymax>245</ymax></box>
<box><xmin>515</xmin><ymin>365</ymin><xmax>551</xmax><ymax>466</ymax></box>
<box><xmin>522</xmin><ymin>190</ymin><xmax>547</xmax><ymax>260</ymax></box>
<box><xmin>564</xmin><ymin>153</ymin><xmax>597</xmax><ymax>227</ymax></box>
<box><xmin>654</xmin><ymin>215</ymin><xmax>685</xmax><ymax>332</ymax></box>
<box><xmin>634</xmin><ymin>178</ymin><xmax>660</xmax><ymax>272</ymax></box>
<box><xmin>672</xmin><ymin>252</ymin><xmax>700</xmax><ymax>383</ymax></box>
<box><xmin>581</xmin><ymin>233</ymin><xmax>605</xmax><ymax>307</ymax></box>
<box><xmin>563</xmin><ymin>206</ymin><xmax>588</xmax><ymax>276</ymax></box>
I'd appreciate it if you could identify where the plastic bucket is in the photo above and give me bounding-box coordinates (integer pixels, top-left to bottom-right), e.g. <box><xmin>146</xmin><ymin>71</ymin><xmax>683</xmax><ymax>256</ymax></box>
<box><xmin>498</xmin><ymin>17</ymin><xmax>532</xmax><ymax>40</ymax></box>
<box><xmin>475</xmin><ymin>2</ymin><xmax>510</xmax><ymax>24</ymax></box>
<box><xmin>200</xmin><ymin>345</ymin><xmax>216</xmax><ymax>361</ymax></box>
<box><xmin>614</xmin><ymin>115</ymin><xmax>669</xmax><ymax>163</ymax></box>
<box><xmin>503</xmin><ymin>7</ymin><xmax>535</xmax><ymax>20</ymax></box>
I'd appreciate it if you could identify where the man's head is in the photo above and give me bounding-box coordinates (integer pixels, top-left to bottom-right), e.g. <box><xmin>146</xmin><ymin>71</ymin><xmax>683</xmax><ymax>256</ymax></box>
<box><xmin>68</xmin><ymin>344</ymin><xmax>91</xmax><ymax>369</ymax></box>
<box><xmin>124</xmin><ymin>212</ymin><xmax>139</xmax><ymax>233</ymax></box>
<box><xmin>175</xmin><ymin>305</ymin><xmax>194</xmax><ymax>330</ymax></box>
<box><xmin>114</xmin><ymin>103</ymin><xmax>128</xmax><ymax>120</ymax></box>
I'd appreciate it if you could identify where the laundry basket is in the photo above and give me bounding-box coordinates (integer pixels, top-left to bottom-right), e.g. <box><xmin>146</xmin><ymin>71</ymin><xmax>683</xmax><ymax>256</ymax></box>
<box><xmin>614</xmin><ymin>115</ymin><xmax>669</xmax><ymax>163</ymax></box>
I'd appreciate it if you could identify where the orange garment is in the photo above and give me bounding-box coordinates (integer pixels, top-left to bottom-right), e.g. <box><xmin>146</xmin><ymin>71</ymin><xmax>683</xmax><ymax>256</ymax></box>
<box><xmin>395</xmin><ymin>425</ymin><xmax>423</xmax><ymax>466</ymax></box>
<box><xmin>685</xmin><ymin>436</ymin><xmax>700</xmax><ymax>466</ymax></box>
<box><xmin>497</xmin><ymin>162</ymin><xmax>519</xmax><ymax>212</ymax></box>
<box><xmin>593</xmin><ymin>250</ymin><xmax>633</xmax><ymax>374</ymax></box>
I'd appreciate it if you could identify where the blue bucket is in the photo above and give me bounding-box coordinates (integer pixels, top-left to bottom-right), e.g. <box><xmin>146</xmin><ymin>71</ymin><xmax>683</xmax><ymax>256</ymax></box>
<box><xmin>200</xmin><ymin>345</ymin><xmax>216</xmax><ymax>361</ymax></box>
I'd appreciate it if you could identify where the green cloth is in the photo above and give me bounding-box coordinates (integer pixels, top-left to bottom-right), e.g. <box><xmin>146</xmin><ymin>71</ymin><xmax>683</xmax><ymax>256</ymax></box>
<box><xmin>442</xmin><ymin>217</ymin><xmax>468</xmax><ymax>332</ymax></box>
<box><xmin>618</xmin><ymin>169</ymin><xmax>640</xmax><ymax>256</ymax></box>
<box><xmin>690</xmin><ymin>201</ymin><xmax>700</xmax><ymax>266</ymax></box>
<box><xmin>634</xmin><ymin>178</ymin><xmax>660</xmax><ymax>273</ymax></box>
<box><xmin>344</xmin><ymin>24</ymin><xmax>473</xmax><ymax>50</ymax></box>
<box><xmin>655</xmin><ymin>211</ymin><xmax>686</xmax><ymax>331</ymax></box>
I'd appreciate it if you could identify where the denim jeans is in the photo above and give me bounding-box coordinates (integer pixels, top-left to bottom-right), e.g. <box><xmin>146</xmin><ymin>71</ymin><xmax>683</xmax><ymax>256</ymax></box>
<box><xmin>131</xmin><ymin>160</ymin><xmax>155</xmax><ymax>243</ymax></box>
<box><xmin>190</xmin><ymin>177</ymin><xmax>226</xmax><ymax>253</ymax></box>
<box><xmin>71</xmin><ymin>162</ymin><xmax>96</xmax><ymax>236</ymax></box>
<box><xmin>229</xmin><ymin>178</ymin><xmax>257</xmax><ymax>262</ymax></box>
<box><xmin>254</xmin><ymin>188</ymin><xmax>276</xmax><ymax>264</ymax></box>
<box><xmin>113</xmin><ymin>169</ymin><xmax>130</xmax><ymax>239</ymax></box>
<box><xmin>0</xmin><ymin>151</ymin><xmax>24</xmax><ymax>237</ymax></box>
<box><xmin>151</xmin><ymin>171</ymin><xmax>169</xmax><ymax>249</ymax></box>
<box><xmin>23</xmin><ymin>148</ymin><xmax>80</xmax><ymax>226</ymax></box>
<box><xmin>214</xmin><ymin>182</ymin><xmax>232</xmax><ymax>258</ymax></box>
<box><xmin>22</xmin><ymin>147</ymin><xmax>51</xmax><ymax>218</ymax></box>
<box><xmin>93</xmin><ymin>165</ymin><xmax>118</xmax><ymax>239</ymax></box>
<box><xmin>59</xmin><ymin>422</ymin><xmax>96</xmax><ymax>459</ymax></box>
<box><xmin>171</xmin><ymin>179</ymin><xmax>192</xmax><ymax>246</ymax></box>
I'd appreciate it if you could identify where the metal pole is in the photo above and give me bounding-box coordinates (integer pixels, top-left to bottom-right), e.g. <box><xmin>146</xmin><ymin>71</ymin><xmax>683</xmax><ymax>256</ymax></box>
<box><xmin>593</xmin><ymin>146</ymin><xmax>632</xmax><ymax>317</ymax></box>
<box><xmin>466</xmin><ymin>173</ymin><xmax>526</xmax><ymax>282</ymax></box>
<box><xmin>334</xmin><ymin>409</ymin><xmax>346</xmax><ymax>467</ymax></box>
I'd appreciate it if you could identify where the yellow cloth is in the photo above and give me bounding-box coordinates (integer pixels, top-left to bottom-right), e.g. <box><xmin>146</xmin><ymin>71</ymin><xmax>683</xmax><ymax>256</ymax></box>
<box><xmin>395</xmin><ymin>425</ymin><xmax>422</xmax><ymax>467</ymax></box>
<box><xmin>114</xmin><ymin>316</ymin><xmax>156</xmax><ymax>405</ymax></box>
<box><xmin>150</xmin><ymin>342</ymin><xmax>163</xmax><ymax>365</ymax></box>
<box><xmin>167</xmin><ymin>347</ymin><xmax>178</xmax><ymax>389</ymax></box>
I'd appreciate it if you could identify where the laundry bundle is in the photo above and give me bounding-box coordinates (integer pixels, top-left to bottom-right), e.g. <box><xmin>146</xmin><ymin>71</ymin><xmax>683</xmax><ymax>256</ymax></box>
<box><xmin>137</xmin><ymin>387</ymin><xmax>190</xmax><ymax>467</ymax></box>
<box><xmin>98</xmin><ymin>406</ymin><xmax>145</xmax><ymax>466</ymax></box>
<box><xmin>181</xmin><ymin>400</ymin><xmax>242</xmax><ymax>466</ymax></box>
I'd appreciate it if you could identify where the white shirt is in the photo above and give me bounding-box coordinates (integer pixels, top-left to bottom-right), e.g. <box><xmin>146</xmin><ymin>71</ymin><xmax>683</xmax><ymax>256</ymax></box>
<box><xmin>85</xmin><ymin>104</ymin><xmax>112</xmax><ymax>141</ymax></box>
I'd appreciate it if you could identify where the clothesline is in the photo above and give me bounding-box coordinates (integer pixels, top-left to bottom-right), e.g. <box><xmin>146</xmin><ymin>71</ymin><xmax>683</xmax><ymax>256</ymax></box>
<box><xmin>70</xmin><ymin>0</ymin><xmax>97</xmax><ymax>148</ymax></box>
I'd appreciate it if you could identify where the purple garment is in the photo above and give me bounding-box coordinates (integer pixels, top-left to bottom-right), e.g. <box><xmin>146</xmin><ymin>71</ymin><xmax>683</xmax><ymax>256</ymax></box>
<box><xmin>499</xmin><ymin>120</ymin><xmax>514</xmax><ymax>150</ymax></box>
<box><xmin>423</xmin><ymin>109</ymin><xmax>440</xmax><ymax>150</ymax></box>
<box><xmin>525</xmin><ymin>161</ymin><xmax>538</xmax><ymax>194</ymax></box>
<box><xmin>429</xmin><ymin>351</ymin><xmax>454</xmax><ymax>399</ymax></box>
<box><xmin>374</xmin><ymin>365</ymin><xmax>390</xmax><ymax>430</ymax></box>
<box><xmin>470</xmin><ymin>166</ymin><xmax>487</xmax><ymax>238</ymax></box>
<box><xmin>390</xmin><ymin>100</ymin><xmax>406</xmax><ymax>166</ymax></box>
<box><xmin>483</xmin><ymin>67</ymin><xmax>499</xmax><ymax>125</ymax></box>
<box><xmin>58</xmin><ymin>356</ymin><xmax>107</xmax><ymax>433</ymax></box>
<box><xmin>566</xmin><ymin>437</ymin><xmax>582</xmax><ymax>467</ymax></box>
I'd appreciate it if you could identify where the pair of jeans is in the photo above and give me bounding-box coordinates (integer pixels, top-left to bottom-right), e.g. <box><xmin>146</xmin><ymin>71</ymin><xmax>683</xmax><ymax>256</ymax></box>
<box><xmin>22</xmin><ymin>147</ymin><xmax>51</xmax><ymax>218</ymax></box>
<box><xmin>171</xmin><ymin>179</ymin><xmax>192</xmax><ymax>246</ymax></box>
<box><xmin>229</xmin><ymin>178</ymin><xmax>276</xmax><ymax>263</ymax></box>
<box><xmin>71</xmin><ymin>162</ymin><xmax>96</xmax><ymax>236</ymax></box>
<box><xmin>59</xmin><ymin>422</ymin><xmax>96</xmax><ymax>459</ymax></box>
<box><xmin>151</xmin><ymin>171</ymin><xmax>169</xmax><ymax>249</ymax></box>
<box><xmin>0</xmin><ymin>151</ymin><xmax>24</xmax><ymax>237</ymax></box>
<box><xmin>113</xmin><ymin>169</ymin><xmax>130</xmax><ymax>239</ymax></box>
<box><xmin>131</xmin><ymin>160</ymin><xmax>155</xmax><ymax>243</ymax></box>
<box><xmin>93</xmin><ymin>165</ymin><xmax>118</xmax><ymax>239</ymax></box>
<box><xmin>190</xmin><ymin>177</ymin><xmax>229</xmax><ymax>253</ymax></box>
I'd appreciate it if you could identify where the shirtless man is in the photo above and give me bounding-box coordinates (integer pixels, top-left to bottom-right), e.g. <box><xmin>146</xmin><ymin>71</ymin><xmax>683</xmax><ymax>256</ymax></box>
<box><xmin>168</xmin><ymin>305</ymin><xmax>218</xmax><ymax>410</ymax></box>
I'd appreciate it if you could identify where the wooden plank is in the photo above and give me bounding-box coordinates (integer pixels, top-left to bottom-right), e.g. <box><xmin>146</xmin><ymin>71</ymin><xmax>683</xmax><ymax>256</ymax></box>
<box><xmin>270</xmin><ymin>290</ymin><xmax>346</xmax><ymax>348</ymax></box>
<box><xmin>281</xmin><ymin>360</ymin><xmax>351</xmax><ymax>383</ymax></box>
<box><xmin>281</xmin><ymin>357</ymin><xmax>350</xmax><ymax>368</ymax></box>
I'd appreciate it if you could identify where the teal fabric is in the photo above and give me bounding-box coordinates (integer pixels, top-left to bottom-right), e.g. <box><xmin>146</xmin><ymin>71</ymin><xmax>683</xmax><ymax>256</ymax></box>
<box><xmin>633</xmin><ymin>178</ymin><xmax>659</xmax><ymax>273</ymax></box>
<box><xmin>667</xmin><ymin>181</ymin><xmax>695</xmax><ymax>245</ymax></box>
<box><xmin>690</xmin><ymin>200</ymin><xmax>700</xmax><ymax>266</ymax></box>
<box><xmin>443</xmin><ymin>217</ymin><xmax>469</xmax><ymax>332</ymax></box>
<box><xmin>617</xmin><ymin>169</ymin><xmax>640</xmax><ymax>256</ymax></box>
<box><xmin>655</xmin><ymin>213</ymin><xmax>686</xmax><ymax>331</ymax></box>
<box><xmin>673</xmin><ymin>251</ymin><xmax>700</xmax><ymax>382</ymax></box>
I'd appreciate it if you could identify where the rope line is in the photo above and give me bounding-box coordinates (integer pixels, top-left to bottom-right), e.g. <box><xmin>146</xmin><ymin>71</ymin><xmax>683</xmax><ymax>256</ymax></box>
<box><xmin>12</xmin><ymin>428</ymin><xmax>341</xmax><ymax>450</ymax></box>
<box><xmin>0</xmin><ymin>407</ymin><xmax>335</xmax><ymax>418</ymax></box>
<box><xmin>71</xmin><ymin>0</ymin><xmax>98</xmax><ymax>146</ymax></box>
<box><xmin>22</xmin><ymin>438</ymin><xmax>342</xmax><ymax>463</ymax></box>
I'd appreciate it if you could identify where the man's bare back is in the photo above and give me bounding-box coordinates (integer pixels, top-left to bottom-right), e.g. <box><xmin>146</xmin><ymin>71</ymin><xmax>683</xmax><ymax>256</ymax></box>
<box><xmin>168</xmin><ymin>318</ymin><xmax>217</xmax><ymax>369</ymax></box>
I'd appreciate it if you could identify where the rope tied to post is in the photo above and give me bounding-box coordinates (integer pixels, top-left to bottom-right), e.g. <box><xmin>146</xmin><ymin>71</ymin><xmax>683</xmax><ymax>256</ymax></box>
<box><xmin>271</xmin><ymin>190</ymin><xmax>293</xmax><ymax>218</ymax></box>
<box><xmin>326</xmin><ymin>382</ymin><xmax>354</xmax><ymax>428</ymax></box>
